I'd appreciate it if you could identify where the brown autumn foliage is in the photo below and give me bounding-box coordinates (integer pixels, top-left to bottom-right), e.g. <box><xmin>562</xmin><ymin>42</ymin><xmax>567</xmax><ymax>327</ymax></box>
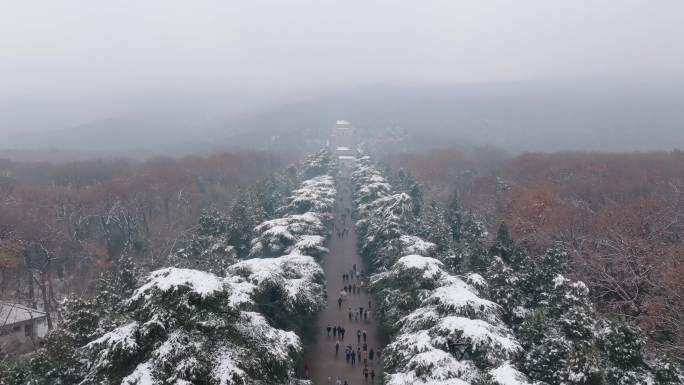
<box><xmin>385</xmin><ymin>148</ymin><xmax>684</xmax><ymax>355</ymax></box>
<box><xmin>0</xmin><ymin>150</ymin><xmax>291</xmax><ymax>305</ymax></box>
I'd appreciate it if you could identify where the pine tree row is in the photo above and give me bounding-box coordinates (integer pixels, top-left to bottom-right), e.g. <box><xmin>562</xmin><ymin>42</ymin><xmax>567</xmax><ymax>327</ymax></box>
<box><xmin>352</xmin><ymin>155</ymin><xmax>531</xmax><ymax>385</ymax></box>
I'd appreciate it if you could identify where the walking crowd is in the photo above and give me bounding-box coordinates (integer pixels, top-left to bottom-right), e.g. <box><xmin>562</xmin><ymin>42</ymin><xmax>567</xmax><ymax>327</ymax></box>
<box><xmin>304</xmin><ymin>179</ymin><xmax>383</xmax><ymax>385</ymax></box>
<box><xmin>327</xmin><ymin>263</ymin><xmax>380</xmax><ymax>385</ymax></box>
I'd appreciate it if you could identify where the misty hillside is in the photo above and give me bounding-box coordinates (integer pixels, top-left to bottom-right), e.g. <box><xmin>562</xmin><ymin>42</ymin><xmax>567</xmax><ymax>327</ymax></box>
<box><xmin>221</xmin><ymin>81</ymin><xmax>684</xmax><ymax>153</ymax></box>
<box><xmin>4</xmin><ymin>81</ymin><xmax>684</xmax><ymax>157</ymax></box>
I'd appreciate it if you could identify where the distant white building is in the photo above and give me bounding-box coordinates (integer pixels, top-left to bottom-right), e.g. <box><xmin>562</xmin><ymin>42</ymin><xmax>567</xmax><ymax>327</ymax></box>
<box><xmin>331</xmin><ymin>120</ymin><xmax>356</xmax><ymax>156</ymax></box>
<box><xmin>331</xmin><ymin>120</ymin><xmax>356</xmax><ymax>176</ymax></box>
<box><xmin>0</xmin><ymin>302</ymin><xmax>48</xmax><ymax>355</ymax></box>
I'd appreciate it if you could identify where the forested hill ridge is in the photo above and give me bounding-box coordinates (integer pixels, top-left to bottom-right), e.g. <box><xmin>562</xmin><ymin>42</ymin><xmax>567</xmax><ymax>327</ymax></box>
<box><xmin>0</xmin><ymin>150</ymin><xmax>337</xmax><ymax>384</ymax></box>
<box><xmin>4</xmin><ymin>82</ymin><xmax>684</xmax><ymax>158</ymax></box>
<box><xmin>352</xmin><ymin>154</ymin><xmax>681</xmax><ymax>385</ymax></box>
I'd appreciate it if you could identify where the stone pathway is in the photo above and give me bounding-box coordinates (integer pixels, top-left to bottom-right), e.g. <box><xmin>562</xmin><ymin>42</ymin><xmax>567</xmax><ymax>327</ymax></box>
<box><xmin>304</xmin><ymin>175</ymin><xmax>384</xmax><ymax>385</ymax></box>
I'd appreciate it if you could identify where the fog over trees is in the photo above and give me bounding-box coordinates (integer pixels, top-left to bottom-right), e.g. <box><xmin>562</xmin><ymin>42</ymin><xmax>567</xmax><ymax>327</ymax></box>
<box><xmin>1</xmin><ymin>1</ymin><xmax>684</xmax><ymax>384</ymax></box>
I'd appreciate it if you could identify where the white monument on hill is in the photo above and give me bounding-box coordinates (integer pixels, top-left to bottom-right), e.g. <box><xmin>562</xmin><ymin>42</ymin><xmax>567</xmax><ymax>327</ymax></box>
<box><xmin>332</xmin><ymin>120</ymin><xmax>355</xmax><ymax>159</ymax></box>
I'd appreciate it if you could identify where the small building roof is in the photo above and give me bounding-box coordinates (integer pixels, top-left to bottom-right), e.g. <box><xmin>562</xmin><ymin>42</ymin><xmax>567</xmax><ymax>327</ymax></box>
<box><xmin>338</xmin><ymin>156</ymin><xmax>355</xmax><ymax>160</ymax></box>
<box><xmin>0</xmin><ymin>302</ymin><xmax>46</xmax><ymax>326</ymax></box>
<box><xmin>336</xmin><ymin>146</ymin><xmax>350</xmax><ymax>151</ymax></box>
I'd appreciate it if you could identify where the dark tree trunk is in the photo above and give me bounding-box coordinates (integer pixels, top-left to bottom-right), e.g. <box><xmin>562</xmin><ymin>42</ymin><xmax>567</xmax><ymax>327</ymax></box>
<box><xmin>27</xmin><ymin>269</ymin><xmax>37</xmax><ymax>309</ymax></box>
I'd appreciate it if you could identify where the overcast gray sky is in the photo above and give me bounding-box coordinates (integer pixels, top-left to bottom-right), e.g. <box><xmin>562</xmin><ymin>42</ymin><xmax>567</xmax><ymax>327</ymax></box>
<box><xmin>1</xmin><ymin>0</ymin><xmax>683</xmax><ymax>134</ymax></box>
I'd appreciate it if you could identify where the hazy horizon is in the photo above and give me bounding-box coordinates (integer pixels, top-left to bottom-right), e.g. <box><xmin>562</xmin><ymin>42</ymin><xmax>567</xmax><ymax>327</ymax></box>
<box><xmin>2</xmin><ymin>1</ymin><xmax>683</xmax><ymax>152</ymax></box>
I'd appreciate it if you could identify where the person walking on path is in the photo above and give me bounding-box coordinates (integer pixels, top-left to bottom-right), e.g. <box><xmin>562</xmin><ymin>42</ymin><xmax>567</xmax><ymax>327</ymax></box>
<box><xmin>369</xmin><ymin>348</ymin><xmax>374</xmax><ymax>362</ymax></box>
<box><xmin>363</xmin><ymin>330</ymin><xmax>367</xmax><ymax>343</ymax></box>
<box><xmin>351</xmin><ymin>350</ymin><xmax>356</xmax><ymax>365</ymax></box>
<box><xmin>363</xmin><ymin>367</ymin><xmax>369</xmax><ymax>382</ymax></box>
<box><xmin>341</xmin><ymin>327</ymin><xmax>345</xmax><ymax>340</ymax></box>
<box><xmin>345</xmin><ymin>350</ymin><xmax>350</xmax><ymax>363</ymax></box>
<box><xmin>348</xmin><ymin>307</ymin><xmax>352</xmax><ymax>320</ymax></box>
<box><xmin>371</xmin><ymin>369</ymin><xmax>376</xmax><ymax>383</ymax></box>
<box><xmin>357</xmin><ymin>329</ymin><xmax>361</xmax><ymax>344</ymax></box>
<box><xmin>333</xmin><ymin>325</ymin><xmax>337</xmax><ymax>338</ymax></box>
<box><xmin>335</xmin><ymin>341</ymin><xmax>339</xmax><ymax>356</ymax></box>
<box><xmin>338</xmin><ymin>296</ymin><xmax>343</xmax><ymax>309</ymax></box>
<box><xmin>327</xmin><ymin>324</ymin><xmax>331</xmax><ymax>337</ymax></box>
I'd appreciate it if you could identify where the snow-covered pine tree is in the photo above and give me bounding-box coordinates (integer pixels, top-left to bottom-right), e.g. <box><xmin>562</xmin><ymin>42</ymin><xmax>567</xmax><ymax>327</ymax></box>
<box><xmin>454</xmin><ymin>215</ymin><xmax>491</xmax><ymax>274</ymax></box>
<box><xmin>490</xmin><ymin>222</ymin><xmax>515</xmax><ymax>264</ymax></box>
<box><xmin>352</xmin><ymin>156</ymin><xmax>392</xmax><ymax>206</ymax></box>
<box><xmin>371</xmin><ymin>254</ymin><xmax>449</xmax><ymax>330</ymax></box>
<box><xmin>446</xmin><ymin>190</ymin><xmax>464</xmax><ymax>243</ymax></box>
<box><xmin>279</xmin><ymin>175</ymin><xmax>336</xmax><ymax>222</ymax></box>
<box><xmin>419</xmin><ymin>201</ymin><xmax>453</xmax><ymax>261</ymax></box>
<box><xmin>171</xmin><ymin>209</ymin><xmax>238</xmax><ymax>275</ymax></box>
<box><xmin>357</xmin><ymin>192</ymin><xmax>415</xmax><ymax>268</ymax></box>
<box><xmin>248</xmin><ymin>212</ymin><xmax>329</xmax><ymax>259</ymax></box>
<box><xmin>301</xmin><ymin>148</ymin><xmax>331</xmax><ymax>179</ymax></box>
<box><xmin>487</xmin><ymin>256</ymin><xmax>525</xmax><ymax>326</ymax></box>
<box><xmin>80</xmin><ymin>267</ymin><xmax>314</xmax><ymax>385</ymax></box>
<box><xmin>226</xmin><ymin>191</ymin><xmax>265</xmax><ymax>258</ymax></box>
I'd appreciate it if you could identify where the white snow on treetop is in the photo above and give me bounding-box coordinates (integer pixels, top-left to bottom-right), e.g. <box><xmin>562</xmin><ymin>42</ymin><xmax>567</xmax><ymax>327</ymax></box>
<box><xmin>249</xmin><ymin>212</ymin><xmax>327</xmax><ymax>258</ymax></box>
<box><xmin>395</xmin><ymin>254</ymin><xmax>444</xmax><ymax>279</ymax></box>
<box><xmin>224</xmin><ymin>276</ymin><xmax>258</xmax><ymax>308</ymax></box>
<box><xmin>422</xmin><ymin>279</ymin><xmax>499</xmax><ymax>318</ymax></box>
<box><xmin>86</xmin><ymin>321</ymin><xmax>139</xmax><ymax>352</ymax></box>
<box><xmin>399</xmin><ymin>235</ymin><xmax>437</xmax><ymax>257</ymax></box>
<box><xmin>227</xmin><ymin>253</ymin><xmax>325</xmax><ymax>312</ymax></box>
<box><xmin>236</xmin><ymin>311</ymin><xmax>300</xmax><ymax>361</ymax></box>
<box><xmin>489</xmin><ymin>363</ymin><xmax>533</xmax><ymax>385</ymax></box>
<box><xmin>553</xmin><ymin>274</ymin><xmax>568</xmax><ymax>288</ymax></box>
<box><xmin>384</xmin><ymin>329</ymin><xmax>476</xmax><ymax>385</ymax></box>
<box><xmin>434</xmin><ymin>316</ymin><xmax>520</xmax><ymax>356</ymax></box>
<box><xmin>121</xmin><ymin>362</ymin><xmax>156</xmax><ymax>385</ymax></box>
<box><xmin>387</xmin><ymin>374</ymin><xmax>470</xmax><ymax>385</ymax></box>
<box><xmin>85</xmin><ymin>321</ymin><xmax>141</xmax><ymax>371</ymax></box>
<box><xmin>129</xmin><ymin>267</ymin><xmax>224</xmax><ymax>302</ymax></box>
<box><xmin>284</xmin><ymin>175</ymin><xmax>336</xmax><ymax>216</ymax></box>
<box><xmin>464</xmin><ymin>273</ymin><xmax>487</xmax><ymax>290</ymax></box>
<box><xmin>212</xmin><ymin>347</ymin><xmax>247</xmax><ymax>385</ymax></box>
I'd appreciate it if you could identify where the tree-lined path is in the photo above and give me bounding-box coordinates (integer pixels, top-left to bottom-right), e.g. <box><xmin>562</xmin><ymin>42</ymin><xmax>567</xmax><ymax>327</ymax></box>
<box><xmin>304</xmin><ymin>170</ymin><xmax>384</xmax><ymax>385</ymax></box>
